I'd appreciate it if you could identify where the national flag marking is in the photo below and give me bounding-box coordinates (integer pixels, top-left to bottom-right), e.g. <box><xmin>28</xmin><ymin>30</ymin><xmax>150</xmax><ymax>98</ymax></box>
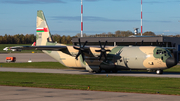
<box><xmin>36</xmin><ymin>28</ymin><xmax>48</xmax><ymax>32</ymax></box>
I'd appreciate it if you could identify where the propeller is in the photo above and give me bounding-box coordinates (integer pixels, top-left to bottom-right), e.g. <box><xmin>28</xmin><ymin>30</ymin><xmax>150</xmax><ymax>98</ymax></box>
<box><xmin>95</xmin><ymin>41</ymin><xmax>111</xmax><ymax>61</ymax></box>
<box><xmin>73</xmin><ymin>38</ymin><xmax>88</xmax><ymax>61</ymax></box>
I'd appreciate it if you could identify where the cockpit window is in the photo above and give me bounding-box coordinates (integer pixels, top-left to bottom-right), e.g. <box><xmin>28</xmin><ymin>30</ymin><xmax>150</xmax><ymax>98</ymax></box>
<box><xmin>156</xmin><ymin>49</ymin><xmax>169</xmax><ymax>55</ymax></box>
<box><xmin>165</xmin><ymin>49</ymin><xmax>172</xmax><ymax>57</ymax></box>
<box><xmin>153</xmin><ymin>47</ymin><xmax>172</xmax><ymax>62</ymax></box>
<box><xmin>154</xmin><ymin>47</ymin><xmax>172</xmax><ymax>58</ymax></box>
<box><xmin>156</xmin><ymin>50</ymin><xmax>164</xmax><ymax>54</ymax></box>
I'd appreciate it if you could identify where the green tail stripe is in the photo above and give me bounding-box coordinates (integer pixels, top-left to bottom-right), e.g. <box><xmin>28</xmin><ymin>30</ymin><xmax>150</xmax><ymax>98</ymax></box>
<box><xmin>37</xmin><ymin>31</ymin><xmax>44</xmax><ymax>32</ymax></box>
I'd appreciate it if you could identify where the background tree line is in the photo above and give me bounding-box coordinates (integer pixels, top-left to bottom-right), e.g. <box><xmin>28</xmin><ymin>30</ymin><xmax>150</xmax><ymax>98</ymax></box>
<box><xmin>74</xmin><ymin>30</ymin><xmax>180</xmax><ymax>37</ymax></box>
<box><xmin>0</xmin><ymin>30</ymin><xmax>180</xmax><ymax>44</ymax></box>
<box><xmin>0</xmin><ymin>34</ymin><xmax>73</xmax><ymax>44</ymax></box>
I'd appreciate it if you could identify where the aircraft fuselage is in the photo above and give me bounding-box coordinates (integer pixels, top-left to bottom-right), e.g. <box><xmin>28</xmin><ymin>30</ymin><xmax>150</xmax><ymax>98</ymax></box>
<box><xmin>43</xmin><ymin>44</ymin><xmax>177</xmax><ymax>73</ymax></box>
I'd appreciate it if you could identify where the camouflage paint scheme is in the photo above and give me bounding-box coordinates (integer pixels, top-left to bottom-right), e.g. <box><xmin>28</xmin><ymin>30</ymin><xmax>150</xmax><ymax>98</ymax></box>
<box><xmin>35</xmin><ymin>10</ymin><xmax>175</xmax><ymax>73</ymax></box>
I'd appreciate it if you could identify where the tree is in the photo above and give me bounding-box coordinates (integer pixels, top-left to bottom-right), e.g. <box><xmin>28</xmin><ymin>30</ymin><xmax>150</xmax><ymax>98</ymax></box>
<box><xmin>107</xmin><ymin>32</ymin><xmax>114</xmax><ymax>37</ymax></box>
<box><xmin>3</xmin><ymin>34</ymin><xmax>8</xmax><ymax>44</ymax></box>
<box><xmin>143</xmin><ymin>31</ymin><xmax>155</xmax><ymax>36</ymax></box>
<box><xmin>66</xmin><ymin>35</ymin><xmax>72</xmax><ymax>44</ymax></box>
<box><xmin>115</xmin><ymin>30</ymin><xmax>121</xmax><ymax>37</ymax></box>
<box><xmin>61</xmin><ymin>35</ymin><xmax>67</xmax><ymax>44</ymax></box>
<box><xmin>0</xmin><ymin>36</ymin><xmax>3</xmax><ymax>44</ymax></box>
<box><xmin>75</xmin><ymin>33</ymin><xmax>81</xmax><ymax>37</ymax></box>
<box><xmin>120</xmin><ymin>31</ymin><xmax>134</xmax><ymax>37</ymax></box>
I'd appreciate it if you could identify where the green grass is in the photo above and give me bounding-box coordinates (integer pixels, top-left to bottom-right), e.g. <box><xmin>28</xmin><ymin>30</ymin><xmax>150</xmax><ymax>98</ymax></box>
<box><xmin>1</xmin><ymin>72</ymin><xmax>180</xmax><ymax>95</ymax></box>
<box><xmin>164</xmin><ymin>65</ymin><xmax>180</xmax><ymax>72</ymax></box>
<box><xmin>1</xmin><ymin>62</ymin><xmax>180</xmax><ymax>95</ymax></box>
<box><xmin>0</xmin><ymin>44</ymin><xmax>42</xmax><ymax>53</ymax></box>
<box><xmin>0</xmin><ymin>62</ymin><xmax>68</xmax><ymax>69</ymax></box>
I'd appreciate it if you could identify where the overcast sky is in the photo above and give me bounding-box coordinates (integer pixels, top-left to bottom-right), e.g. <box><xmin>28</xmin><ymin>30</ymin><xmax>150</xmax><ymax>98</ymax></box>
<box><xmin>0</xmin><ymin>0</ymin><xmax>180</xmax><ymax>36</ymax></box>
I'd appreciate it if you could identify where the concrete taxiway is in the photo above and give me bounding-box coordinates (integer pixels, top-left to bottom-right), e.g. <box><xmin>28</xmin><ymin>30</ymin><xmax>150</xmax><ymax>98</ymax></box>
<box><xmin>1</xmin><ymin>68</ymin><xmax>180</xmax><ymax>78</ymax></box>
<box><xmin>0</xmin><ymin>53</ymin><xmax>57</xmax><ymax>63</ymax></box>
<box><xmin>1</xmin><ymin>86</ymin><xmax>180</xmax><ymax>101</ymax></box>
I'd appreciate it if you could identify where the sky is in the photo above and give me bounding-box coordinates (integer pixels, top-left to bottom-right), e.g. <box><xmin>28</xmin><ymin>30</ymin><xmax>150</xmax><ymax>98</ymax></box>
<box><xmin>0</xmin><ymin>0</ymin><xmax>180</xmax><ymax>36</ymax></box>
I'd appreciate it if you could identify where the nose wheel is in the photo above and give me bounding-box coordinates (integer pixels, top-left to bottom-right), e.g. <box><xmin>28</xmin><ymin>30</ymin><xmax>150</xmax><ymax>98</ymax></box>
<box><xmin>156</xmin><ymin>70</ymin><xmax>163</xmax><ymax>74</ymax></box>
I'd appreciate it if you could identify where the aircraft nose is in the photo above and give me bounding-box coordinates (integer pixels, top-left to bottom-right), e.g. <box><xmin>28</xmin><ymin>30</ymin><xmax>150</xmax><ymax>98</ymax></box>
<box><xmin>166</xmin><ymin>57</ymin><xmax>177</xmax><ymax>68</ymax></box>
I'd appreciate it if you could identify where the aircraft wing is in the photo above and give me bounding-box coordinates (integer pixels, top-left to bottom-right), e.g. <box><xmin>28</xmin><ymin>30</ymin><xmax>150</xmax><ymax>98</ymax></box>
<box><xmin>3</xmin><ymin>46</ymin><xmax>68</xmax><ymax>51</ymax></box>
<box><xmin>3</xmin><ymin>45</ymin><xmax>111</xmax><ymax>60</ymax></box>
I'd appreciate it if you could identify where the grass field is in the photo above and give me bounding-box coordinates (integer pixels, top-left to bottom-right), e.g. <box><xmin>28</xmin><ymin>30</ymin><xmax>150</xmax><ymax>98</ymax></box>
<box><xmin>1</xmin><ymin>60</ymin><xmax>180</xmax><ymax>95</ymax></box>
<box><xmin>0</xmin><ymin>44</ymin><xmax>42</xmax><ymax>53</ymax></box>
<box><xmin>1</xmin><ymin>72</ymin><xmax>180</xmax><ymax>95</ymax></box>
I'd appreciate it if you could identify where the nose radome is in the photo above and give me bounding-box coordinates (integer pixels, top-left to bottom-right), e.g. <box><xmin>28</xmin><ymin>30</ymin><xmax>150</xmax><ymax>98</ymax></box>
<box><xmin>166</xmin><ymin>57</ymin><xmax>177</xmax><ymax>68</ymax></box>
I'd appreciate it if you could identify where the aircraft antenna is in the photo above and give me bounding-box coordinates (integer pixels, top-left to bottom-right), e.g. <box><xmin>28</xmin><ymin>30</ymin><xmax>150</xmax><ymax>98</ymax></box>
<box><xmin>81</xmin><ymin>0</ymin><xmax>83</xmax><ymax>37</ymax></box>
<box><xmin>141</xmin><ymin>0</ymin><xmax>143</xmax><ymax>36</ymax></box>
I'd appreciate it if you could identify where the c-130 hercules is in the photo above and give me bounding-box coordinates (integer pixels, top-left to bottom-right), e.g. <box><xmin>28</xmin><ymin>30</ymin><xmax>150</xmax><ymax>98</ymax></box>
<box><xmin>4</xmin><ymin>10</ymin><xmax>178</xmax><ymax>74</ymax></box>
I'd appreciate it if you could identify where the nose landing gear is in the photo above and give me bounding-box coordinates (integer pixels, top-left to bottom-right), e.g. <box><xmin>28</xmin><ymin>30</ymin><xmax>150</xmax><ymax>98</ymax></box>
<box><xmin>156</xmin><ymin>70</ymin><xmax>163</xmax><ymax>74</ymax></box>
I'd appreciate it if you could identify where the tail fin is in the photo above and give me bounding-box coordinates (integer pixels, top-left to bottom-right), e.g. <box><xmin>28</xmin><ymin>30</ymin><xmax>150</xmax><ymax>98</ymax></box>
<box><xmin>36</xmin><ymin>10</ymin><xmax>53</xmax><ymax>46</ymax></box>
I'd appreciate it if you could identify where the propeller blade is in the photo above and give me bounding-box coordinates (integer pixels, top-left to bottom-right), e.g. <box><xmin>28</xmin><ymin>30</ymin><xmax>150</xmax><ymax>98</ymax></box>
<box><xmin>103</xmin><ymin>52</ymin><xmax>107</xmax><ymax>61</ymax></box>
<box><xmin>99</xmin><ymin>41</ymin><xmax>102</xmax><ymax>49</ymax></box>
<box><xmin>104</xmin><ymin>41</ymin><xmax>107</xmax><ymax>48</ymax></box>
<box><xmin>73</xmin><ymin>46</ymin><xmax>80</xmax><ymax>50</ymax></box>
<box><xmin>99</xmin><ymin>53</ymin><xmax>102</xmax><ymax>60</ymax></box>
<box><xmin>81</xmin><ymin>53</ymin><xmax>85</xmax><ymax>61</ymax></box>
<box><xmin>105</xmin><ymin>49</ymin><xmax>111</xmax><ymax>52</ymax></box>
<box><xmin>95</xmin><ymin>50</ymin><xmax>101</xmax><ymax>52</ymax></box>
<box><xmin>76</xmin><ymin>52</ymin><xmax>81</xmax><ymax>60</ymax></box>
<box><xmin>83</xmin><ymin>41</ymin><xmax>88</xmax><ymax>48</ymax></box>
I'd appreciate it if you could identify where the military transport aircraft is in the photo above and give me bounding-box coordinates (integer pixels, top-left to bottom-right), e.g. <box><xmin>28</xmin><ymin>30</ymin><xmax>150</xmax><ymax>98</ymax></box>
<box><xmin>4</xmin><ymin>10</ymin><xmax>178</xmax><ymax>74</ymax></box>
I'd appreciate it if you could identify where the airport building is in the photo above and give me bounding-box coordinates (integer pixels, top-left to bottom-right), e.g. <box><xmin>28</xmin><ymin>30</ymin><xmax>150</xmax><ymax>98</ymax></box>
<box><xmin>72</xmin><ymin>36</ymin><xmax>180</xmax><ymax>51</ymax></box>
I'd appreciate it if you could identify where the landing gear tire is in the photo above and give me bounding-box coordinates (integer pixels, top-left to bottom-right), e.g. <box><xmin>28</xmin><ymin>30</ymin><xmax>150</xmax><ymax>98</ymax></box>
<box><xmin>105</xmin><ymin>70</ymin><xmax>111</xmax><ymax>73</ymax></box>
<box><xmin>156</xmin><ymin>70</ymin><xmax>163</xmax><ymax>74</ymax></box>
<box><xmin>94</xmin><ymin>69</ymin><xmax>101</xmax><ymax>73</ymax></box>
<box><xmin>112</xmin><ymin>69</ymin><xmax>118</xmax><ymax>73</ymax></box>
<box><xmin>94</xmin><ymin>67</ymin><xmax>102</xmax><ymax>73</ymax></box>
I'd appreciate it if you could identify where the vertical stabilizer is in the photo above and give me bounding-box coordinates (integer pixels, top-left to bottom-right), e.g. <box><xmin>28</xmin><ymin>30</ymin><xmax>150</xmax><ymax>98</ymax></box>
<box><xmin>36</xmin><ymin>10</ymin><xmax>53</xmax><ymax>46</ymax></box>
